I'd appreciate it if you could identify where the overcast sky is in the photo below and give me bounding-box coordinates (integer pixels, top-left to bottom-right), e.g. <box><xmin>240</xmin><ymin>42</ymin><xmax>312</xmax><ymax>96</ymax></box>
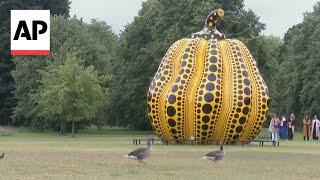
<box><xmin>70</xmin><ymin>0</ymin><xmax>319</xmax><ymax>38</ymax></box>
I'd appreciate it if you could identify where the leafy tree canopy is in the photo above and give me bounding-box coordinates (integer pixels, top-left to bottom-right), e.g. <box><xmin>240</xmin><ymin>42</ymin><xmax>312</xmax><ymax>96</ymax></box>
<box><xmin>271</xmin><ymin>2</ymin><xmax>320</xmax><ymax>128</ymax></box>
<box><xmin>31</xmin><ymin>54</ymin><xmax>110</xmax><ymax>136</ymax></box>
<box><xmin>0</xmin><ymin>0</ymin><xmax>71</xmax><ymax>125</ymax></box>
<box><xmin>12</xmin><ymin>15</ymin><xmax>117</xmax><ymax>129</ymax></box>
<box><xmin>109</xmin><ymin>0</ymin><xmax>272</xmax><ymax>130</ymax></box>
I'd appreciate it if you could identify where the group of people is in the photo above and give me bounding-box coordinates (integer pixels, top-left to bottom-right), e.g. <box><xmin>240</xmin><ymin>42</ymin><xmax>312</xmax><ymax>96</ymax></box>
<box><xmin>269</xmin><ymin>113</ymin><xmax>295</xmax><ymax>142</ymax></box>
<box><xmin>302</xmin><ymin>115</ymin><xmax>320</xmax><ymax>140</ymax></box>
<box><xmin>269</xmin><ymin>113</ymin><xmax>320</xmax><ymax>142</ymax></box>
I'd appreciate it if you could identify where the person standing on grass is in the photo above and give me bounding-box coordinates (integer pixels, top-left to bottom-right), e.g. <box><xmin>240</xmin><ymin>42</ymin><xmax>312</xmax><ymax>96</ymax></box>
<box><xmin>283</xmin><ymin>115</ymin><xmax>288</xmax><ymax>140</ymax></box>
<box><xmin>287</xmin><ymin>113</ymin><xmax>295</xmax><ymax>140</ymax></box>
<box><xmin>311</xmin><ymin>115</ymin><xmax>320</xmax><ymax>140</ymax></box>
<box><xmin>268</xmin><ymin>120</ymin><xmax>273</xmax><ymax>139</ymax></box>
<box><xmin>279</xmin><ymin>115</ymin><xmax>287</xmax><ymax>140</ymax></box>
<box><xmin>290</xmin><ymin>112</ymin><xmax>296</xmax><ymax>139</ymax></box>
<box><xmin>271</xmin><ymin>113</ymin><xmax>280</xmax><ymax>143</ymax></box>
<box><xmin>303</xmin><ymin>115</ymin><xmax>311</xmax><ymax>141</ymax></box>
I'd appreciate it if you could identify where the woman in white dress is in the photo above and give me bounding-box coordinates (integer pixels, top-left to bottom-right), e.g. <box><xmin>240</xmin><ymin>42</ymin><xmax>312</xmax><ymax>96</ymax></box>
<box><xmin>311</xmin><ymin>115</ymin><xmax>320</xmax><ymax>140</ymax></box>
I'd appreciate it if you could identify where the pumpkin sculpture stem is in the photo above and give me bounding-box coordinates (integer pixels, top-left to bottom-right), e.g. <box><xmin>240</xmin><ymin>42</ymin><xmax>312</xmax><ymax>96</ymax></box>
<box><xmin>192</xmin><ymin>9</ymin><xmax>226</xmax><ymax>40</ymax></box>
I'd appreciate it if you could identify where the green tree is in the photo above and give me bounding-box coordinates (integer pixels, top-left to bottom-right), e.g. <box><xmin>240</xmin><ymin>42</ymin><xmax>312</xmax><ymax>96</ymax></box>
<box><xmin>109</xmin><ymin>0</ymin><xmax>268</xmax><ymax>129</ymax></box>
<box><xmin>31</xmin><ymin>55</ymin><xmax>109</xmax><ymax>137</ymax></box>
<box><xmin>272</xmin><ymin>2</ymin><xmax>320</xmax><ymax>128</ymax></box>
<box><xmin>299</xmin><ymin>3</ymin><xmax>320</xmax><ymax>119</ymax></box>
<box><xmin>12</xmin><ymin>16</ymin><xmax>117</xmax><ymax>129</ymax></box>
<box><xmin>0</xmin><ymin>0</ymin><xmax>70</xmax><ymax>125</ymax></box>
<box><xmin>271</xmin><ymin>25</ymin><xmax>303</xmax><ymax>117</ymax></box>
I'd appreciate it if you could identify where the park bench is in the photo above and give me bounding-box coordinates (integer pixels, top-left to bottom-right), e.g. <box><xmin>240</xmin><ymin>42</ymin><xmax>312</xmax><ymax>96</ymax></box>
<box><xmin>245</xmin><ymin>135</ymin><xmax>280</xmax><ymax>146</ymax></box>
<box><xmin>132</xmin><ymin>137</ymin><xmax>280</xmax><ymax>146</ymax></box>
<box><xmin>132</xmin><ymin>138</ymin><xmax>215</xmax><ymax>145</ymax></box>
<box><xmin>132</xmin><ymin>138</ymin><xmax>160</xmax><ymax>145</ymax></box>
<box><xmin>240</xmin><ymin>139</ymin><xmax>279</xmax><ymax>146</ymax></box>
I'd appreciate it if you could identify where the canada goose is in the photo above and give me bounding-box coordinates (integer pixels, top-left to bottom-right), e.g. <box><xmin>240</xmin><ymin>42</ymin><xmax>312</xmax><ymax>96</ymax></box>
<box><xmin>202</xmin><ymin>140</ymin><xmax>225</xmax><ymax>164</ymax></box>
<box><xmin>0</xmin><ymin>153</ymin><xmax>5</xmax><ymax>160</ymax></box>
<box><xmin>125</xmin><ymin>136</ymin><xmax>154</xmax><ymax>165</ymax></box>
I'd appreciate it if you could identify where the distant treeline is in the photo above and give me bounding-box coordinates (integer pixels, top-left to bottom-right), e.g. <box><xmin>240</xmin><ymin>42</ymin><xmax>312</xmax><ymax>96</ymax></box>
<box><xmin>0</xmin><ymin>0</ymin><xmax>320</xmax><ymax>132</ymax></box>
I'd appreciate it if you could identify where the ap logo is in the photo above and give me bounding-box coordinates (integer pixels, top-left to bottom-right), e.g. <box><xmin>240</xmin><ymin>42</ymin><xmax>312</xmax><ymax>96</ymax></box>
<box><xmin>11</xmin><ymin>10</ymin><xmax>50</xmax><ymax>55</ymax></box>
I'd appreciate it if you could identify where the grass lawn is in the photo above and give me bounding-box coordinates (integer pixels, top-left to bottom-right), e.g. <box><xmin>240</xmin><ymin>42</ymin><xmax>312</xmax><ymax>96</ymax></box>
<box><xmin>0</xmin><ymin>126</ymin><xmax>320</xmax><ymax>180</ymax></box>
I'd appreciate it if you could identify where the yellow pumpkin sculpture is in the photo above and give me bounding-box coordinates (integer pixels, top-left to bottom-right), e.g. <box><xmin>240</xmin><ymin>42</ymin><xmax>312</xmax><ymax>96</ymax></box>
<box><xmin>147</xmin><ymin>9</ymin><xmax>270</xmax><ymax>144</ymax></box>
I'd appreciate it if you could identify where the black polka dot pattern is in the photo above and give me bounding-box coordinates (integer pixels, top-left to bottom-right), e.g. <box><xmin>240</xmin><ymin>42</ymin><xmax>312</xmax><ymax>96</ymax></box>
<box><xmin>210</xmin><ymin>40</ymin><xmax>252</xmax><ymax>144</ymax></box>
<box><xmin>147</xmin><ymin>39</ymin><xmax>188</xmax><ymax>140</ymax></box>
<box><xmin>191</xmin><ymin>9</ymin><xmax>226</xmax><ymax>41</ymax></box>
<box><xmin>194</xmin><ymin>39</ymin><xmax>223</xmax><ymax>143</ymax></box>
<box><xmin>147</xmin><ymin>37</ymin><xmax>270</xmax><ymax>144</ymax></box>
<box><xmin>164</xmin><ymin>39</ymin><xmax>202</xmax><ymax>141</ymax></box>
<box><xmin>236</xmin><ymin>40</ymin><xmax>270</xmax><ymax>142</ymax></box>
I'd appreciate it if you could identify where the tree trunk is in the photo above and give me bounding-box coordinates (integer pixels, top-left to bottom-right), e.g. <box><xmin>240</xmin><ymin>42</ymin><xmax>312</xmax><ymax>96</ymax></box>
<box><xmin>60</xmin><ymin>122</ymin><xmax>63</xmax><ymax>134</ymax></box>
<box><xmin>72</xmin><ymin>119</ymin><xmax>75</xmax><ymax>138</ymax></box>
<box><xmin>40</xmin><ymin>119</ymin><xmax>44</xmax><ymax>133</ymax></box>
<box><xmin>63</xmin><ymin>121</ymin><xmax>66</xmax><ymax>134</ymax></box>
<box><xmin>60</xmin><ymin>121</ymin><xmax>66</xmax><ymax>134</ymax></box>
